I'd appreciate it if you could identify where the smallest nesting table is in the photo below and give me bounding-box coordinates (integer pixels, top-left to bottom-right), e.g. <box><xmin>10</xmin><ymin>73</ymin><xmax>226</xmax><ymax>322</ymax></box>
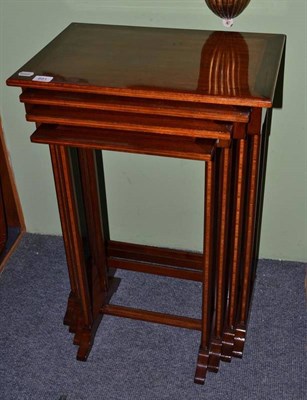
<box><xmin>7</xmin><ymin>23</ymin><xmax>285</xmax><ymax>384</ymax></box>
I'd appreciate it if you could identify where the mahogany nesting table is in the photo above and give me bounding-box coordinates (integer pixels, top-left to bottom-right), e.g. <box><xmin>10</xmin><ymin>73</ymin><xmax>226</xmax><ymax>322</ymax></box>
<box><xmin>7</xmin><ymin>23</ymin><xmax>285</xmax><ymax>384</ymax></box>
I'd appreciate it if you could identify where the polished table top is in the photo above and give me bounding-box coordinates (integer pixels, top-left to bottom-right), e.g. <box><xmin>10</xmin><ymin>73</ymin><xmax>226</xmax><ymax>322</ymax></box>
<box><xmin>7</xmin><ymin>23</ymin><xmax>285</xmax><ymax>107</ymax></box>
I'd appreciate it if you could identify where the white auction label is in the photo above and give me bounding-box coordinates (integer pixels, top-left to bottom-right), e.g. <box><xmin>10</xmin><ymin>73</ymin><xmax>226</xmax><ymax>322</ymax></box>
<box><xmin>18</xmin><ymin>71</ymin><xmax>34</xmax><ymax>77</ymax></box>
<box><xmin>32</xmin><ymin>75</ymin><xmax>54</xmax><ymax>82</ymax></box>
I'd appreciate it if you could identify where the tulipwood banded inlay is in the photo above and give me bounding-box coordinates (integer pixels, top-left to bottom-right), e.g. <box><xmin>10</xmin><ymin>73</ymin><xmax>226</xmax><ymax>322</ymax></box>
<box><xmin>20</xmin><ymin>89</ymin><xmax>250</xmax><ymax>122</ymax></box>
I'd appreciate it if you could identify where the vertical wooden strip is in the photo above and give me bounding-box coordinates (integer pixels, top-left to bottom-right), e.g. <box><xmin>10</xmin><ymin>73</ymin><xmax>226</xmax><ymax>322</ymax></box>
<box><xmin>95</xmin><ymin>150</ymin><xmax>110</xmax><ymax>242</ymax></box>
<box><xmin>231</xmin><ymin>131</ymin><xmax>261</xmax><ymax>359</ymax></box>
<box><xmin>252</xmin><ymin>109</ymin><xmax>272</xmax><ymax>277</ymax></box>
<box><xmin>194</xmin><ymin>159</ymin><xmax>216</xmax><ymax>384</ymax></box>
<box><xmin>238</xmin><ymin>133</ymin><xmax>261</xmax><ymax>324</ymax></box>
<box><xmin>215</xmin><ymin>147</ymin><xmax>232</xmax><ymax>338</ymax></box>
<box><xmin>49</xmin><ymin>145</ymin><xmax>92</xmax><ymax>327</ymax></box>
<box><xmin>227</xmin><ymin>139</ymin><xmax>248</xmax><ymax>328</ymax></box>
<box><xmin>201</xmin><ymin>159</ymin><xmax>215</xmax><ymax>351</ymax></box>
<box><xmin>49</xmin><ymin>145</ymin><xmax>78</xmax><ymax>296</ymax></box>
<box><xmin>220</xmin><ymin>138</ymin><xmax>247</xmax><ymax>362</ymax></box>
<box><xmin>77</xmin><ymin>148</ymin><xmax>109</xmax><ymax>315</ymax></box>
<box><xmin>208</xmin><ymin>145</ymin><xmax>232</xmax><ymax>372</ymax></box>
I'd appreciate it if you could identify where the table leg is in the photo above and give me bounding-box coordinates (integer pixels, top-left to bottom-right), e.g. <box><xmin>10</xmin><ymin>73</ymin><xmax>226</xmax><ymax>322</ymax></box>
<box><xmin>194</xmin><ymin>159</ymin><xmax>216</xmax><ymax>384</ymax></box>
<box><xmin>252</xmin><ymin>109</ymin><xmax>272</xmax><ymax>278</ymax></box>
<box><xmin>208</xmin><ymin>146</ymin><xmax>232</xmax><ymax>372</ymax></box>
<box><xmin>77</xmin><ymin>149</ymin><xmax>109</xmax><ymax>314</ymax></box>
<box><xmin>221</xmin><ymin>139</ymin><xmax>248</xmax><ymax>362</ymax></box>
<box><xmin>233</xmin><ymin>133</ymin><xmax>261</xmax><ymax>358</ymax></box>
<box><xmin>50</xmin><ymin>145</ymin><xmax>98</xmax><ymax>360</ymax></box>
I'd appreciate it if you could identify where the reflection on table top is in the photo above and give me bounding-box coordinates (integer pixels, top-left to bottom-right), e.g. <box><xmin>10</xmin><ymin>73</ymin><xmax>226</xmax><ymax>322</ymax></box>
<box><xmin>7</xmin><ymin>23</ymin><xmax>285</xmax><ymax>107</ymax></box>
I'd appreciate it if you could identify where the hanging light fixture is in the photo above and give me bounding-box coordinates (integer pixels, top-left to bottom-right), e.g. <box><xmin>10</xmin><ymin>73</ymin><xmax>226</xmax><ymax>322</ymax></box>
<box><xmin>204</xmin><ymin>0</ymin><xmax>251</xmax><ymax>27</ymax></box>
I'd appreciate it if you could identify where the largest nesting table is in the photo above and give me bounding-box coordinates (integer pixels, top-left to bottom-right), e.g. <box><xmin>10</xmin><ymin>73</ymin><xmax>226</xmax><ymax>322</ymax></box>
<box><xmin>7</xmin><ymin>23</ymin><xmax>285</xmax><ymax>384</ymax></box>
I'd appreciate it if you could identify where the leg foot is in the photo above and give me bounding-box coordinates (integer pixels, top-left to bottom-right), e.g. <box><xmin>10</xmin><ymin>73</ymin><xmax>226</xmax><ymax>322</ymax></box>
<box><xmin>63</xmin><ymin>291</ymin><xmax>82</xmax><ymax>334</ymax></box>
<box><xmin>208</xmin><ymin>339</ymin><xmax>222</xmax><ymax>372</ymax></box>
<box><xmin>220</xmin><ymin>329</ymin><xmax>235</xmax><ymax>362</ymax></box>
<box><xmin>73</xmin><ymin>313</ymin><xmax>103</xmax><ymax>361</ymax></box>
<box><xmin>194</xmin><ymin>347</ymin><xmax>210</xmax><ymax>384</ymax></box>
<box><xmin>232</xmin><ymin>326</ymin><xmax>246</xmax><ymax>358</ymax></box>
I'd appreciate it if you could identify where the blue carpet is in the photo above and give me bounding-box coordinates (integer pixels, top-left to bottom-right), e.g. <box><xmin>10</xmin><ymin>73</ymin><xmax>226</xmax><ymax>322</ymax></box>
<box><xmin>0</xmin><ymin>234</ymin><xmax>306</xmax><ymax>400</ymax></box>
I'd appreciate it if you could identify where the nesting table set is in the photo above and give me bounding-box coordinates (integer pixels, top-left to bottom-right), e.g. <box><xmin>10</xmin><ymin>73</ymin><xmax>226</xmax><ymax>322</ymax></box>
<box><xmin>7</xmin><ymin>23</ymin><xmax>285</xmax><ymax>384</ymax></box>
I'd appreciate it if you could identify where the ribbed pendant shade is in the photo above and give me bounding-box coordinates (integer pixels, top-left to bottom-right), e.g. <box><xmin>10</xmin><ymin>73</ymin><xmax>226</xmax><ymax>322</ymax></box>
<box><xmin>205</xmin><ymin>0</ymin><xmax>251</xmax><ymax>26</ymax></box>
